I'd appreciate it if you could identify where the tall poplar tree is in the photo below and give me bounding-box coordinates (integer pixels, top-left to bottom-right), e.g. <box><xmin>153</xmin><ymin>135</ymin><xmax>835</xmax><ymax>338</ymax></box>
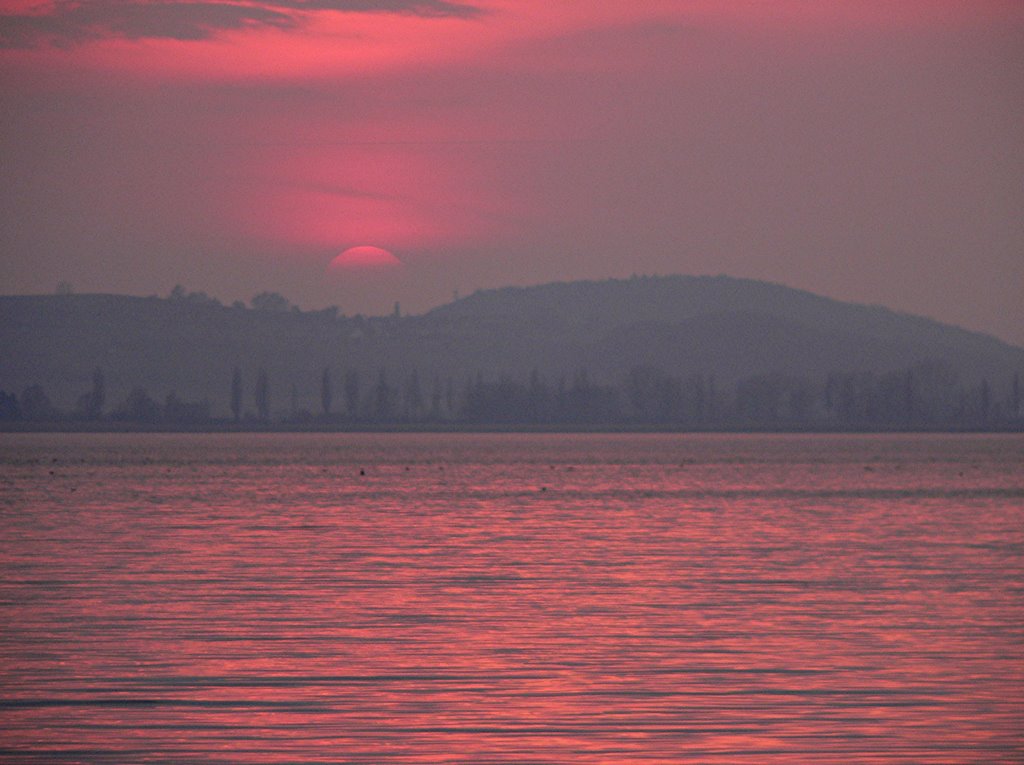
<box><xmin>231</xmin><ymin>367</ymin><xmax>243</xmax><ymax>422</ymax></box>
<box><xmin>321</xmin><ymin>367</ymin><xmax>332</xmax><ymax>417</ymax></box>
<box><xmin>256</xmin><ymin>368</ymin><xmax>269</xmax><ymax>422</ymax></box>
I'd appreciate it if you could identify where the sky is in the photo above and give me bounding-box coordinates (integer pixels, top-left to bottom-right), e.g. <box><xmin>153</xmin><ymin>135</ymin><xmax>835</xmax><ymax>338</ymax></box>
<box><xmin>1</xmin><ymin>0</ymin><xmax>1022</xmax><ymax>344</ymax></box>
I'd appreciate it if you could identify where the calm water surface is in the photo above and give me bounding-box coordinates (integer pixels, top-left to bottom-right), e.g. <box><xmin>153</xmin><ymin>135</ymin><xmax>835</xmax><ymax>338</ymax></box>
<box><xmin>1</xmin><ymin>433</ymin><xmax>1022</xmax><ymax>763</ymax></box>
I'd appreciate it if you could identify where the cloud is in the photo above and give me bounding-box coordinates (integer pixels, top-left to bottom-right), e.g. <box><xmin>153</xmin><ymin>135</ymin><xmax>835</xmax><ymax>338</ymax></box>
<box><xmin>281</xmin><ymin>0</ymin><xmax>481</xmax><ymax>17</ymax></box>
<box><xmin>0</xmin><ymin>0</ymin><xmax>482</xmax><ymax>48</ymax></box>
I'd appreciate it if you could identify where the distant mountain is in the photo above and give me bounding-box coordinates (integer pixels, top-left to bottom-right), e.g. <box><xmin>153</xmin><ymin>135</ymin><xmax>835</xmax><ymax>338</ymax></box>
<box><xmin>1</xmin><ymin>275</ymin><xmax>1021</xmax><ymax>423</ymax></box>
<box><xmin>428</xmin><ymin>275</ymin><xmax>1023</xmax><ymax>383</ymax></box>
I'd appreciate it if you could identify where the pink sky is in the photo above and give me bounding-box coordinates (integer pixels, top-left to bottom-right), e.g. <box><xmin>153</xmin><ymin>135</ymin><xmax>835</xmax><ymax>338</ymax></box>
<box><xmin>1</xmin><ymin>0</ymin><xmax>1022</xmax><ymax>343</ymax></box>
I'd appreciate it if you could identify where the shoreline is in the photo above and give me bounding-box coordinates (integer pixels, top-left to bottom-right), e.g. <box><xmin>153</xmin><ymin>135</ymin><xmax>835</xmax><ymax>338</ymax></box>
<box><xmin>2</xmin><ymin>422</ymin><xmax>1021</xmax><ymax>435</ymax></box>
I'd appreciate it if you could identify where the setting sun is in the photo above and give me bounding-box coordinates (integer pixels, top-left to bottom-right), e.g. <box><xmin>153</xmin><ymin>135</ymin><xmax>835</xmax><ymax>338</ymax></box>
<box><xmin>328</xmin><ymin>246</ymin><xmax>403</xmax><ymax>272</ymax></box>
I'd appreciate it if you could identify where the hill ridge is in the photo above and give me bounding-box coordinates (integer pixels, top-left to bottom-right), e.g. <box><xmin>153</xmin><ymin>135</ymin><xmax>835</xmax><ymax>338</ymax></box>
<box><xmin>1</xmin><ymin>274</ymin><xmax>1021</xmax><ymax>427</ymax></box>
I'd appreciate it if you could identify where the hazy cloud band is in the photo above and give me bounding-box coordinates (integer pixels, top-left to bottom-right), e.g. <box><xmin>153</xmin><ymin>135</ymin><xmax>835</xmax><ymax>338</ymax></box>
<box><xmin>0</xmin><ymin>0</ymin><xmax>482</xmax><ymax>48</ymax></box>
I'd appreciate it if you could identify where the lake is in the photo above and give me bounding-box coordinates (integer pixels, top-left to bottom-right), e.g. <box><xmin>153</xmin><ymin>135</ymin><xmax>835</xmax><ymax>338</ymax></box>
<box><xmin>1</xmin><ymin>433</ymin><xmax>1022</xmax><ymax>763</ymax></box>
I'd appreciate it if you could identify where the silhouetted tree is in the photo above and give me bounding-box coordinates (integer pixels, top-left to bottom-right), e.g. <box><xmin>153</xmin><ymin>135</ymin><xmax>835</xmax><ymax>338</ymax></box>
<box><xmin>625</xmin><ymin>366</ymin><xmax>675</xmax><ymax>423</ymax></box>
<box><xmin>566</xmin><ymin>368</ymin><xmax>600</xmax><ymax>422</ymax></box>
<box><xmin>686</xmin><ymin>374</ymin><xmax>706</xmax><ymax>424</ymax></box>
<box><xmin>735</xmin><ymin>374</ymin><xmax>817</xmax><ymax>426</ymax></box>
<box><xmin>0</xmin><ymin>391</ymin><xmax>21</xmax><ymax>421</ymax></box>
<box><xmin>839</xmin><ymin>374</ymin><xmax>863</xmax><ymax>425</ymax></box>
<box><xmin>115</xmin><ymin>387</ymin><xmax>159</xmax><ymax>423</ymax></box>
<box><xmin>979</xmin><ymin>378</ymin><xmax>991</xmax><ymax>425</ymax></box>
<box><xmin>170</xmin><ymin>287</ymin><xmax>221</xmax><ymax>306</ymax></box>
<box><xmin>374</xmin><ymin>369</ymin><xmax>393</xmax><ymax>421</ymax></box>
<box><xmin>403</xmin><ymin>369</ymin><xmax>423</xmax><ymax>421</ymax></box>
<box><xmin>735</xmin><ymin>375</ymin><xmax>774</xmax><ymax>424</ymax></box>
<box><xmin>626</xmin><ymin>366</ymin><xmax>652</xmax><ymax>420</ymax></box>
<box><xmin>344</xmin><ymin>369</ymin><xmax>361</xmax><ymax>419</ymax></box>
<box><xmin>430</xmin><ymin>375</ymin><xmax>443</xmax><ymax>420</ymax></box>
<box><xmin>526</xmin><ymin>368</ymin><xmax>549</xmax><ymax>422</ymax></box>
<box><xmin>555</xmin><ymin>375</ymin><xmax>567</xmax><ymax>419</ymax></box>
<box><xmin>164</xmin><ymin>392</ymin><xmax>210</xmax><ymax>424</ymax></box>
<box><xmin>903</xmin><ymin>370</ymin><xmax>916</xmax><ymax>427</ymax></box>
<box><xmin>231</xmin><ymin>367</ymin><xmax>243</xmax><ymax>422</ymax></box>
<box><xmin>824</xmin><ymin>372</ymin><xmax>839</xmax><ymax>414</ymax></box>
<box><xmin>910</xmin><ymin>362</ymin><xmax>959</xmax><ymax>426</ymax></box>
<box><xmin>1012</xmin><ymin>373</ymin><xmax>1021</xmax><ymax>419</ymax></box>
<box><xmin>787</xmin><ymin>379</ymin><xmax>814</xmax><ymax>424</ymax></box>
<box><xmin>255</xmin><ymin>368</ymin><xmax>270</xmax><ymax>421</ymax></box>
<box><xmin>652</xmin><ymin>374</ymin><xmax>681</xmax><ymax>423</ymax></box>
<box><xmin>463</xmin><ymin>374</ymin><xmax>525</xmax><ymax>423</ymax></box>
<box><xmin>956</xmin><ymin>386</ymin><xmax>969</xmax><ymax>429</ymax></box>
<box><xmin>251</xmin><ymin>292</ymin><xmax>291</xmax><ymax>312</ymax></box>
<box><xmin>92</xmin><ymin>367</ymin><xmax>105</xmax><ymax>416</ymax></box>
<box><xmin>870</xmin><ymin>371</ymin><xmax>902</xmax><ymax>425</ymax></box>
<box><xmin>167</xmin><ymin>285</ymin><xmax>218</xmax><ymax>305</ymax></box>
<box><xmin>74</xmin><ymin>393</ymin><xmax>93</xmax><ymax>420</ymax></box>
<box><xmin>75</xmin><ymin>367</ymin><xmax>105</xmax><ymax>420</ymax></box>
<box><xmin>20</xmin><ymin>384</ymin><xmax>53</xmax><ymax>421</ymax></box>
<box><xmin>321</xmin><ymin>368</ymin><xmax>332</xmax><ymax>417</ymax></box>
<box><xmin>445</xmin><ymin>377</ymin><xmax>455</xmax><ymax>417</ymax></box>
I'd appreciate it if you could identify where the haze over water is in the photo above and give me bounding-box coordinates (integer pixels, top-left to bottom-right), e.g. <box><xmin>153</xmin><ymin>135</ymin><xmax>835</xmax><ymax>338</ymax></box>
<box><xmin>1</xmin><ymin>433</ymin><xmax>1022</xmax><ymax>762</ymax></box>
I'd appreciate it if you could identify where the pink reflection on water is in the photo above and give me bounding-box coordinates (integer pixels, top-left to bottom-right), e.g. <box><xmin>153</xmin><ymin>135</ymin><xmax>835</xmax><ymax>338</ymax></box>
<box><xmin>0</xmin><ymin>434</ymin><xmax>1022</xmax><ymax>762</ymax></box>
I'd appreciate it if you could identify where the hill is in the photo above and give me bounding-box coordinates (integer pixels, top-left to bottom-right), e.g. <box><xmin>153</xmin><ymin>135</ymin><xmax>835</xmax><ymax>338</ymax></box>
<box><xmin>429</xmin><ymin>275</ymin><xmax>1022</xmax><ymax>384</ymax></box>
<box><xmin>1</xmin><ymin>275</ymin><xmax>1021</xmax><ymax>427</ymax></box>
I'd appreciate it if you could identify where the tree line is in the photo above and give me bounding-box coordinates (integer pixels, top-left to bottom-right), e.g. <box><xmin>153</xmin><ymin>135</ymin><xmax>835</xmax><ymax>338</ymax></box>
<box><xmin>1</xmin><ymin>362</ymin><xmax>1021</xmax><ymax>430</ymax></box>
